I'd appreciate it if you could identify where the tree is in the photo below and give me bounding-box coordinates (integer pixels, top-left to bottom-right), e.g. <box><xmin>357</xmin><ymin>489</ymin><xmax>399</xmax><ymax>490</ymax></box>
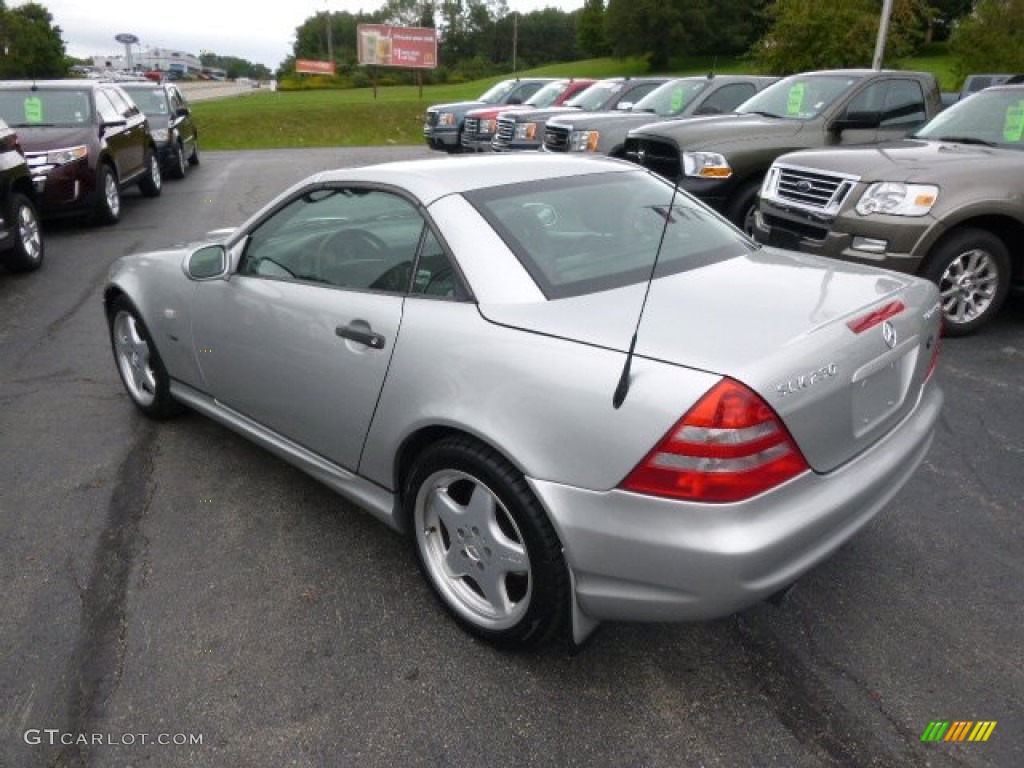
<box><xmin>0</xmin><ymin>1</ymin><xmax>67</xmax><ymax>78</ymax></box>
<box><xmin>751</xmin><ymin>0</ymin><xmax>929</xmax><ymax>74</ymax></box>
<box><xmin>577</xmin><ymin>0</ymin><xmax>609</xmax><ymax>57</ymax></box>
<box><xmin>949</xmin><ymin>0</ymin><xmax>1024</xmax><ymax>77</ymax></box>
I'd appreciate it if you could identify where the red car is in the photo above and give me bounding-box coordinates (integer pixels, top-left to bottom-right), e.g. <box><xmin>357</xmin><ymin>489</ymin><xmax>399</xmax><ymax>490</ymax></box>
<box><xmin>460</xmin><ymin>78</ymin><xmax>596</xmax><ymax>152</ymax></box>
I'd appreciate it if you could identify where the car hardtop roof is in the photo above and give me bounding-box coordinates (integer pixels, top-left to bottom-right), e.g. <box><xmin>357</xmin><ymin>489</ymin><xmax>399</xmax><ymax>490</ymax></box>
<box><xmin>311</xmin><ymin>154</ymin><xmax>641</xmax><ymax>203</ymax></box>
<box><xmin>0</xmin><ymin>79</ymin><xmax>111</xmax><ymax>90</ymax></box>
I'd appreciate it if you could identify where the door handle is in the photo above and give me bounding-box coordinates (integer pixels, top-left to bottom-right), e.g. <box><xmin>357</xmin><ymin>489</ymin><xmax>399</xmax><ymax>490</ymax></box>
<box><xmin>335</xmin><ymin>322</ymin><xmax>386</xmax><ymax>350</ymax></box>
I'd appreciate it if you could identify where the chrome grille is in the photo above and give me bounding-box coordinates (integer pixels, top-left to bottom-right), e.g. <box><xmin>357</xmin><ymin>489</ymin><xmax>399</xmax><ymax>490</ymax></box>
<box><xmin>623</xmin><ymin>138</ymin><xmax>681</xmax><ymax>180</ymax></box>
<box><xmin>493</xmin><ymin>116</ymin><xmax>516</xmax><ymax>148</ymax></box>
<box><xmin>425</xmin><ymin>111</ymin><xmax>439</xmax><ymax>127</ymax></box>
<box><xmin>766</xmin><ymin>164</ymin><xmax>859</xmax><ymax>215</ymax></box>
<box><xmin>464</xmin><ymin>117</ymin><xmax>479</xmax><ymax>136</ymax></box>
<box><xmin>544</xmin><ymin>125</ymin><xmax>569</xmax><ymax>152</ymax></box>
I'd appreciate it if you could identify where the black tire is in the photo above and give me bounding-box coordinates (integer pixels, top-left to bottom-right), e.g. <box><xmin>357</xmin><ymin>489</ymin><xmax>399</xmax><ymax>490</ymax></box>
<box><xmin>727</xmin><ymin>179</ymin><xmax>762</xmax><ymax>236</ymax></box>
<box><xmin>922</xmin><ymin>228</ymin><xmax>1011</xmax><ymax>336</ymax></box>
<box><xmin>93</xmin><ymin>164</ymin><xmax>121</xmax><ymax>225</ymax></box>
<box><xmin>169</xmin><ymin>141</ymin><xmax>187</xmax><ymax>179</ymax></box>
<box><xmin>187</xmin><ymin>138</ymin><xmax>200</xmax><ymax>166</ymax></box>
<box><xmin>108</xmin><ymin>296</ymin><xmax>183</xmax><ymax>419</ymax></box>
<box><xmin>2</xmin><ymin>193</ymin><xmax>44</xmax><ymax>273</ymax></box>
<box><xmin>139</xmin><ymin>150</ymin><xmax>163</xmax><ymax>198</ymax></box>
<box><xmin>405</xmin><ymin>435</ymin><xmax>568</xmax><ymax>649</ymax></box>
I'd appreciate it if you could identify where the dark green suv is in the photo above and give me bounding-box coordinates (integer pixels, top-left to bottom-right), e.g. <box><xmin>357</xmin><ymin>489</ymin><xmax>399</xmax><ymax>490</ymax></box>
<box><xmin>0</xmin><ymin>118</ymin><xmax>43</xmax><ymax>272</ymax></box>
<box><xmin>119</xmin><ymin>81</ymin><xmax>199</xmax><ymax>179</ymax></box>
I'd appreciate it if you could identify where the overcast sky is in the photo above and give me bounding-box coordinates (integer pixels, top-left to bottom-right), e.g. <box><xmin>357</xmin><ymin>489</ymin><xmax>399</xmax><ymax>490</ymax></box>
<box><xmin>26</xmin><ymin>0</ymin><xmax>582</xmax><ymax>70</ymax></box>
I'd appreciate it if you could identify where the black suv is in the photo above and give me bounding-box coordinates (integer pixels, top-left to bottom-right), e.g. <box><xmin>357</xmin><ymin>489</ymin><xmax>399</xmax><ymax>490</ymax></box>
<box><xmin>119</xmin><ymin>81</ymin><xmax>199</xmax><ymax>179</ymax></box>
<box><xmin>0</xmin><ymin>80</ymin><xmax>162</xmax><ymax>225</ymax></box>
<box><xmin>0</xmin><ymin>118</ymin><xmax>43</xmax><ymax>272</ymax></box>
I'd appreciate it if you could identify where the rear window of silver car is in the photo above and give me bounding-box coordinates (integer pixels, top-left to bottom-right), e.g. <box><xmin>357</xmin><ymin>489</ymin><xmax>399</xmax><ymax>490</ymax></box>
<box><xmin>464</xmin><ymin>171</ymin><xmax>750</xmax><ymax>299</ymax></box>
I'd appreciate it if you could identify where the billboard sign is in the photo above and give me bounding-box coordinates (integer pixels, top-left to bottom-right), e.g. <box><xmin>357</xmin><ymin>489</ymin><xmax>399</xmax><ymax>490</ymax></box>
<box><xmin>295</xmin><ymin>59</ymin><xmax>336</xmax><ymax>75</ymax></box>
<box><xmin>357</xmin><ymin>25</ymin><xmax>437</xmax><ymax>69</ymax></box>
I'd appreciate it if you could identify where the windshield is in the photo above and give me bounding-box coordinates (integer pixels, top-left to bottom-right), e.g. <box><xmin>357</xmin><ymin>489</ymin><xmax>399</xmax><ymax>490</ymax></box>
<box><xmin>464</xmin><ymin>171</ymin><xmax>749</xmax><ymax>299</ymax></box>
<box><xmin>525</xmin><ymin>80</ymin><xmax>570</xmax><ymax>108</ymax></box>
<box><xmin>0</xmin><ymin>89</ymin><xmax>93</xmax><ymax>127</ymax></box>
<box><xmin>566</xmin><ymin>81</ymin><xmax>622</xmax><ymax>111</ymax></box>
<box><xmin>121</xmin><ymin>87</ymin><xmax>169</xmax><ymax>117</ymax></box>
<box><xmin>914</xmin><ymin>88</ymin><xmax>1024</xmax><ymax>149</ymax></box>
<box><xmin>479</xmin><ymin>80</ymin><xmax>516</xmax><ymax>103</ymax></box>
<box><xmin>737</xmin><ymin>75</ymin><xmax>859</xmax><ymax>120</ymax></box>
<box><xmin>633</xmin><ymin>79</ymin><xmax>708</xmax><ymax>117</ymax></box>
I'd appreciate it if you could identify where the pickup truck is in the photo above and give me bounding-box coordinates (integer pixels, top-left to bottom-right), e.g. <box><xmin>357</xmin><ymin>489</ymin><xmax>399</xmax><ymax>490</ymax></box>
<box><xmin>423</xmin><ymin>78</ymin><xmax>554</xmax><ymax>153</ymax></box>
<box><xmin>543</xmin><ymin>74</ymin><xmax>777</xmax><ymax>157</ymax></box>
<box><xmin>622</xmin><ymin>69</ymin><xmax>944</xmax><ymax>232</ymax></box>
<box><xmin>460</xmin><ymin>78</ymin><xmax>595</xmax><ymax>152</ymax></box>
<box><xmin>0</xmin><ymin>118</ymin><xmax>43</xmax><ymax>272</ymax></box>
<box><xmin>491</xmin><ymin>77</ymin><xmax>669</xmax><ymax>152</ymax></box>
<box><xmin>754</xmin><ymin>83</ymin><xmax>1024</xmax><ymax>336</ymax></box>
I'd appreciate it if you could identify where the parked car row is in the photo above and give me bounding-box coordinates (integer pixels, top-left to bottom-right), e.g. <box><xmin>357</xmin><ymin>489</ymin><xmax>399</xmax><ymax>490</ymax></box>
<box><xmin>0</xmin><ymin>79</ymin><xmax>200</xmax><ymax>273</ymax></box>
<box><xmin>425</xmin><ymin>69</ymin><xmax>1021</xmax><ymax>334</ymax></box>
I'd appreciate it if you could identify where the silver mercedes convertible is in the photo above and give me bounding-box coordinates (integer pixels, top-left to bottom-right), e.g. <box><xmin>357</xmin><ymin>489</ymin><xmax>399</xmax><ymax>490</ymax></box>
<box><xmin>104</xmin><ymin>154</ymin><xmax>943</xmax><ymax>649</ymax></box>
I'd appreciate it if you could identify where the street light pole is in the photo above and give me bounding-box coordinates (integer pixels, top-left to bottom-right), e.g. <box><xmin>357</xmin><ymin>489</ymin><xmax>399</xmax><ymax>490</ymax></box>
<box><xmin>872</xmin><ymin>0</ymin><xmax>894</xmax><ymax>69</ymax></box>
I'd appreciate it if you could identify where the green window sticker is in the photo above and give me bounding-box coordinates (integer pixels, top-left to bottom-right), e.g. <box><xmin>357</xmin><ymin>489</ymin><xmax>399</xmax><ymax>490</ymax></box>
<box><xmin>23</xmin><ymin>97</ymin><xmax>44</xmax><ymax>124</ymax></box>
<box><xmin>1003</xmin><ymin>101</ymin><xmax>1024</xmax><ymax>142</ymax></box>
<box><xmin>670</xmin><ymin>88</ymin><xmax>685</xmax><ymax>113</ymax></box>
<box><xmin>786</xmin><ymin>83</ymin><xmax>806</xmax><ymax>116</ymax></box>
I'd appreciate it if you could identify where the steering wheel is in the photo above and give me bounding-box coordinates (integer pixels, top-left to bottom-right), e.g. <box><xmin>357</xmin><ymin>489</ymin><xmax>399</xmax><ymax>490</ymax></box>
<box><xmin>313</xmin><ymin>229</ymin><xmax>387</xmax><ymax>285</ymax></box>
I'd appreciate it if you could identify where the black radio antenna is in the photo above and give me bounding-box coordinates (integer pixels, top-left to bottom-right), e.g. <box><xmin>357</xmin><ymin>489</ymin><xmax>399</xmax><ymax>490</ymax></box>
<box><xmin>612</xmin><ymin>180</ymin><xmax>682</xmax><ymax>409</ymax></box>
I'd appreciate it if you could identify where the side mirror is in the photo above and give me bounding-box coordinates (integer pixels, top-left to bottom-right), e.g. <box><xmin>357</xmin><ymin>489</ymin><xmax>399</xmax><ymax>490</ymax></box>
<box><xmin>176</xmin><ymin>106</ymin><xmax>190</xmax><ymax>117</ymax></box>
<box><xmin>185</xmin><ymin>245</ymin><xmax>228</xmax><ymax>280</ymax></box>
<box><xmin>101</xmin><ymin>118</ymin><xmax>127</xmax><ymax>132</ymax></box>
<box><xmin>830</xmin><ymin>111</ymin><xmax>881</xmax><ymax>132</ymax></box>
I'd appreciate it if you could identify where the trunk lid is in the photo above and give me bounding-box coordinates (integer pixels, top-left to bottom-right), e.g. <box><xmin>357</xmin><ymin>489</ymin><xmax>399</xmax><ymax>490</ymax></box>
<box><xmin>479</xmin><ymin>246</ymin><xmax>941</xmax><ymax>473</ymax></box>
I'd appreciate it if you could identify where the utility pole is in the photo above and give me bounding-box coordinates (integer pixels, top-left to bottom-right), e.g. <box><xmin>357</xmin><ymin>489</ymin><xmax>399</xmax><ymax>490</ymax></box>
<box><xmin>325</xmin><ymin>4</ymin><xmax>334</xmax><ymax>65</ymax></box>
<box><xmin>872</xmin><ymin>0</ymin><xmax>893</xmax><ymax>69</ymax></box>
<box><xmin>512</xmin><ymin>11</ymin><xmax>518</xmax><ymax>72</ymax></box>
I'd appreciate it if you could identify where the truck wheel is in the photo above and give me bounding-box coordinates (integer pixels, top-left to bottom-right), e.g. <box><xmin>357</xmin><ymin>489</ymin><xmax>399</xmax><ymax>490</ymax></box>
<box><xmin>727</xmin><ymin>180</ymin><xmax>762</xmax><ymax>236</ymax></box>
<box><xmin>923</xmin><ymin>228</ymin><xmax>1011</xmax><ymax>336</ymax></box>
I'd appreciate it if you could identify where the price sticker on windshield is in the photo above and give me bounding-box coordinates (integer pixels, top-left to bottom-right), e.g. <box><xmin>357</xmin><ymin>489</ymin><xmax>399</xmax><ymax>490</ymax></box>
<box><xmin>786</xmin><ymin>83</ymin><xmax>806</xmax><ymax>116</ymax></box>
<box><xmin>670</xmin><ymin>88</ymin><xmax>686</xmax><ymax>113</ymax></box>
<box><xmin>1003</xmin><ymin>101</ymin><xmax>1024</xmax><ymax>142</ymax></box>
<box><xmin>23</xmin><ymin>97</ymin><xmax>44</xmax><ymax>123</ymax></box>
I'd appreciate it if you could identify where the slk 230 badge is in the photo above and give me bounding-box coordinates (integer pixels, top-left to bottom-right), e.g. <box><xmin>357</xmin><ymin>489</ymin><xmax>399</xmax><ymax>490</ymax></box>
<box><xmin>776</xmin><ymin>363</ymin><xmax>839</xmax><ymax>398</ymax></box>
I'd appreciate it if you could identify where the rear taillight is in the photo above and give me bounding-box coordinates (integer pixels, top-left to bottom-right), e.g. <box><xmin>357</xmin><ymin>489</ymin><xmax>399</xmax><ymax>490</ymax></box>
<box><xmin>620</xmin><ymin>378</ymin><xmax>809</xmax><ymax>503</ymax></box>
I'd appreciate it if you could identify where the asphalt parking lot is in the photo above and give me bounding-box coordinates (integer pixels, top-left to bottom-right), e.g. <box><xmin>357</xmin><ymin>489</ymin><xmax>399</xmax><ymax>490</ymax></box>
<box><xmin>1</xmin><ymin>147</ymin><xmax>1021</xmax><ymax>768</ymax></box>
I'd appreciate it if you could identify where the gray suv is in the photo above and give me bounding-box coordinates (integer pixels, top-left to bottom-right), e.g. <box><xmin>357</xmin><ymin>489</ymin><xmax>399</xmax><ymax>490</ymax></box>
<box><xmin>755</xmin><ymin>84</ymin><xmax>1024</xmax><ymax>335</ymax></box>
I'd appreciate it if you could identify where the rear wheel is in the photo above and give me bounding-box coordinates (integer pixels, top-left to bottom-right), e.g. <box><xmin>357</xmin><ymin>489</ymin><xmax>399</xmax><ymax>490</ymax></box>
<box><xmin>2</xmin><ymin>193</ymin><xmax>44</xmax><ymax>272</ymax></box>
<box><xmin>406</xmin><ymin>435</ymin><xmax>568</xmax><ymax>649</ymax></box>
<box><xmin>93</xmin><ymin>164</ymin><xmax>120</xmax><ymax>225</ymax></box>
<box><xmin>923</xmin><ymin>228</ymin><xmax>1010</xmax><ymax>336</ymax></box>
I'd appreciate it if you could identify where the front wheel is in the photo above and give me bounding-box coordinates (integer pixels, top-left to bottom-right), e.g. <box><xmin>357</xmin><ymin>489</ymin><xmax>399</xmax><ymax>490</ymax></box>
<box><xmin>727</xmin><ymin>179</ymin><xmax>762</xmax><ymax>236</ymax></box>
<box><xmin>93</xmin><ymin>164</ymin><xmax>120</xmax><ymax>225</ymax></box>
<box><xmin>923</xmin><ymin>228</ymin><xmax>1011</xmax><ymax>336</ymax></box>
<box><xmin>139</xmin><ymin>150</ymin><xmax>162</xmax><ymax>197</ymax></box>
<box><xmin>406</xmin><ymin>436</ymin><xmax>568</xmax><ymax>649</ymax></box>
<box><xmin>1</xmin><ymin>193</ymin><xmax>44</xmax><ymax>272</ymax></box>
<box><xmin>169</xmin><ymin>141</ymin><xmax>187</xmax><ymax>179</ymax></box>
<box><xmin>108</xmin><ymin>296</ymin><xmax>183</xmax><ymax>419</ymax></box>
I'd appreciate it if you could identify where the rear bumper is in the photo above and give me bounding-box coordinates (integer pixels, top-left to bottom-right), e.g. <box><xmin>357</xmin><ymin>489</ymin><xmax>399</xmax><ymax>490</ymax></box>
<box><xmin>529</xmin><ymin>381</ymin><xmax>942</xmax><ymax>623</ymax></box>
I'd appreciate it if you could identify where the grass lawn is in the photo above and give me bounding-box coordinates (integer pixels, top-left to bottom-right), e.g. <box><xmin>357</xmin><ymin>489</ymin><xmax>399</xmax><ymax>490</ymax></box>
<box><xmin>192</xmin><ymin>53</ymin><xmax>957</xmax><ymax>150</ymax></box>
